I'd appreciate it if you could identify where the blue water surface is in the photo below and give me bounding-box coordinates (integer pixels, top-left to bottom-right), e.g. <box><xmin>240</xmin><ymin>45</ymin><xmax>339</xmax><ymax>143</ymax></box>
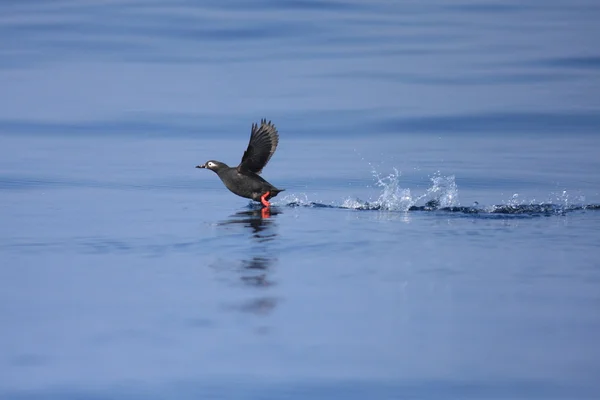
<box><xmin>1</xmin><ymin>1</ymin><xmax>600</xmax><ymax>399</ymax></box>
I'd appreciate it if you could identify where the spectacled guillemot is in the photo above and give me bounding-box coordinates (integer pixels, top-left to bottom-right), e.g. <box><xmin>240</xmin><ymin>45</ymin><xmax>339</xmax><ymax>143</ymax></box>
<box><xmin>196</xmin><ymin>119</ymin><xmax>284</xmax><ymax>209</ymax></box>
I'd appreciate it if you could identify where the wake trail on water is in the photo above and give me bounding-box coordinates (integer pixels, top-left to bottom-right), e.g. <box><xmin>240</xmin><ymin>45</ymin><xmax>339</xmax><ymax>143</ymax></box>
<box><xmin>270</xmin><ymin>168</ymin><xmax>599</xmax><ymax>217</ymax></box>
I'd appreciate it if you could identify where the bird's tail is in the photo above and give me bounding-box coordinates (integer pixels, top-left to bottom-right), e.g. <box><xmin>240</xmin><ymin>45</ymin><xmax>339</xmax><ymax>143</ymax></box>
<box><xmin>270</xmin><ymin>188</ymin><xmax>285</xmax><ymax>197</ymax></box>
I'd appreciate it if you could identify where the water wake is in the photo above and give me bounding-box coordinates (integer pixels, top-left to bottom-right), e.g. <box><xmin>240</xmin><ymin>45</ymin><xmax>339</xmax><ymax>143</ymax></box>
<box><xmin>273</xmin><ymin>169</ymin><xmax>599</xmax><ymax>217</ymax></box>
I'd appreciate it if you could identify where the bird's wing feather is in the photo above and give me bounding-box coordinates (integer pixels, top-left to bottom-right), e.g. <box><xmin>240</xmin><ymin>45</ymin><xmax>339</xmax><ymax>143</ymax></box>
<box><xmin>237</xmin><ymin>119</ymin><xmax>279</xmax><ymax>174</ymax></box>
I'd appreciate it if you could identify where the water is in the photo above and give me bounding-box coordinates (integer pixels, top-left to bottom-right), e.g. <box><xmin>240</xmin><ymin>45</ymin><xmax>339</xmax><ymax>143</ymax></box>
<box><xmin>1</xmin><ymin>1</ymin><xmax>600</xmax><ymax>399</ymax></box>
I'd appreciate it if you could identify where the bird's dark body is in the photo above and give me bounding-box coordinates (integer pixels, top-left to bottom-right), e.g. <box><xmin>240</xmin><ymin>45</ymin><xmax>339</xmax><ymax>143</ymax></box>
<box><xmin>216</xmin><ymin>165</ymin><xmax>283</xmax><ymax>201</ymax></box>
<box><xmin>196</xmin><ymin>119</ymin><xmax>284</xmax><ymax>205</ymax></box>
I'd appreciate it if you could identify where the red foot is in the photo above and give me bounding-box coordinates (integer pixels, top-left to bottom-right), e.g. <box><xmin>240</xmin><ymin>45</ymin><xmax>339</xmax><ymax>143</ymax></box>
<box><xmin>260</xmin><ymin>191</ymin><xmax>271</xmax><ymax>208</ymax></box>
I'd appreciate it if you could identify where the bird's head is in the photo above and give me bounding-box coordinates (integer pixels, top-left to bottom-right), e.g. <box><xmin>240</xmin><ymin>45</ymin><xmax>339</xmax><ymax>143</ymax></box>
<box><xmin>196</xmin><ymin>160</ymin><xmax>227</xmax><ymax>172</ymax></box>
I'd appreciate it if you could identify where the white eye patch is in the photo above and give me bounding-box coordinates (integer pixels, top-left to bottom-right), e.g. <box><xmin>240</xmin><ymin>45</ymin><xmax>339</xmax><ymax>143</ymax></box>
<box><xmin>208</xmin><ymin>162</ymin><xmax>216</xmax><ymax>167</ymax></box>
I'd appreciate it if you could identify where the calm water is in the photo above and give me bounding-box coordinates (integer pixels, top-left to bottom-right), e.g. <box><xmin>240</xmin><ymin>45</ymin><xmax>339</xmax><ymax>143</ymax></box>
<box><xmin>1</xmin><ymin>1</ymin><xmax>600</xmax><ymax>399</ymax></box>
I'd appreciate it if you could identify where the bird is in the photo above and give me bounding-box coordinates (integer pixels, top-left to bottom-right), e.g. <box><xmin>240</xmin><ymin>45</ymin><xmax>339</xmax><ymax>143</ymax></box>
<box><xmin>196</xmin><ymin>119</ymin><xmax>284</xmax><ymax>210</ymax></box>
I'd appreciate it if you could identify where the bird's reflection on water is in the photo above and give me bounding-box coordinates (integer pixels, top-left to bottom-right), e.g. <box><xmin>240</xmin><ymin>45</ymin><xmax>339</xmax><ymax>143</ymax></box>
<box><xmin>218</xmin><ymin>208</ymin><xmax>280</xmax><ymax>242</ymax></box>
<box><xmin>215</xmin><ymin>207</ymin><xmax>280</xmax><ymax>315</ymax></box>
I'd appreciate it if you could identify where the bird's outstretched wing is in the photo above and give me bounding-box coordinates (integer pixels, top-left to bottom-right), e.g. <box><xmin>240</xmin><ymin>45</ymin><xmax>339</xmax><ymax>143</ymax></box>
<box><xmin>237</xmin><ymin>119</ymin><xmax>279</xmax><ymax>174</ymax></box>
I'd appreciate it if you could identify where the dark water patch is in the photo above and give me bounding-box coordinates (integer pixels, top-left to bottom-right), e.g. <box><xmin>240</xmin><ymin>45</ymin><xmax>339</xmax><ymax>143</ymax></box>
<box><xmin>115</xmin><ymin>44</ymin><xmax>448</xmax><ymax>66</ymax></box>
<box><xmin>444</xmin><ymin>3</ymin><xmax>527</xmax><ymax>14</ymax></box>
<box><xmin>107</xmin><ymin>46</ymin><xmax>443</xmax><ymax>66</ymax></box>
<box><xmin>241</xmin><ymin>0</ymin><xmax>368</xmax><ymax>12</ymax></box>
<box><xmin>379</xmin><ymin>112</ymin><xmax>600</xmax><ymax>135</ymax></box>
<box><xmin>137</xmin><ymin>0</ymin><xmax>369</xmax><ymax>12</ymax></box>
<box><xmin>162</xmin><ymin>24</ymin><xmax>311</xmax><ymax>42</ymax></box>
<box><xmin>317</xmin><ymin>71</ymin><xmax>577</xmax><ymax>85</ymax></box>
<box><xmin>62</xmin><ymin>20</ymin><xmax>317</xmax><ymax>45</ymax></box>
<box><xmin>0</xmin><ymin>110</ymin><xmax>371</xmax><ymax>138</ymax></box>
<box><xmin>175</xmin><ymin>0</ymin><xmax>370</xmax><ymax>12</ymax></box>
<box><xmin>534</xmin><ymin>56</ymin><xmax>600</xmax><ymax>70</ymax></box>
<box><xmin>0</xmin><ymin>117</ymin><xmax>274</xmax><ymax>137</ymax></box>
<box><xmin>6</xmin><ymin>110</ymin><xmax>600</xmax><ymax>139</ymax></box>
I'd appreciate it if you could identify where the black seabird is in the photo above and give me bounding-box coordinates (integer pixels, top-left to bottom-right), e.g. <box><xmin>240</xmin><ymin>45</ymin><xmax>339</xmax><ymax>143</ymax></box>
<box><xmin>196</xmin><ymin>119</ymin><xmax>284</xmax><ymax>210</ymax></box>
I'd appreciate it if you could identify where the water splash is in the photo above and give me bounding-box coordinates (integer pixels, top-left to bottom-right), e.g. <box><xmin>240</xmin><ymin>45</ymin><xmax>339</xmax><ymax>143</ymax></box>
<box><xmin>340</xmin><ymin>168</ymin><xmax>414</xmax><ymax>211</ymax></box>
<box><xmin>272</xmin><ymin>167</ymin><xmax>598</xmax><ymax>217</ymax></box>
<box><xmin>276</xmin><ymin>168</ymin><xmax>459</xmax><ymax>211</ymax></box>
<box><xmin>548</xmin><ymin>190</ymin><xmax>585</xmax><ymax>208</ymax></box>
<box><xmin>424</xmin><ymin>173</ymin><xmax>459</xmax><ymax>208</ymax></box>
<box><xmin>277</xmin><ymin>193</ymin><xmax>312</xmax><ymax>206</ymax></box>
<box><xmin>488</xmin><ymin>192</ymin><xmax>525</xmax><ymax>213</ymax></box>
<box><xmin>339</xmin><ymin>169</ymin><xmax>459</xmax><ymax>211</ymax></box>
<box><xmin>371</xmin><ymin>168</ymin><xmax>415</xmax><ymax>211</ymax></box>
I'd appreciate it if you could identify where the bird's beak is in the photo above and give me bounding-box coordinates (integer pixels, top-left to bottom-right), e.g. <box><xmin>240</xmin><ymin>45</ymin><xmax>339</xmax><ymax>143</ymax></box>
<box><xmin>196</xmin><ymin>164</ymin><xmax>206</xmax><ymax>169</ymax></box>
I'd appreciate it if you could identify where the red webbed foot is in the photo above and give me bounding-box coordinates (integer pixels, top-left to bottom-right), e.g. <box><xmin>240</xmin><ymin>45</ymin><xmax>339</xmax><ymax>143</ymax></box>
<box><xmin>260</xmin><ymin>191</ymin><xmax>271</xmax><ymax>208</ymax></box>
